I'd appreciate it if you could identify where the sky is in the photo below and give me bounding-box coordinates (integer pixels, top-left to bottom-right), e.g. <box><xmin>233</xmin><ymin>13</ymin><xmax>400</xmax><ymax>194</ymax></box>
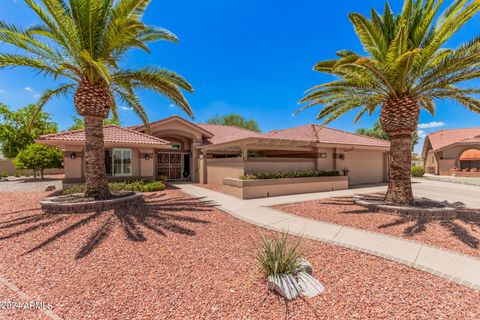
<box><xmin>1</xmin><ymin>0</ymin><xmax>479</xmax><ymax>154</ymax></box>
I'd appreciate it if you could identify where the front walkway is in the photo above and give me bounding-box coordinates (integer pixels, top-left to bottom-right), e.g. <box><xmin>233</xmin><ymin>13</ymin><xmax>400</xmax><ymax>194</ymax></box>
<box><xmin>174</xmin><ymin>183</ymin><xmax>480</xmax><ymax>290</ymax></box>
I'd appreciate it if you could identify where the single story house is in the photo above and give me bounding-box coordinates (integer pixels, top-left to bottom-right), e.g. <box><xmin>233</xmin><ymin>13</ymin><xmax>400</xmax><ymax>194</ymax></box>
<box><xmin>422</xmin><ymin>128</ymin><xmax>480</xmax><ymax>176</ymax></box>
<box><xmin>37</xmin><ymin>115</ymin><xmax>390</xmax><ymax>197</ymax></box>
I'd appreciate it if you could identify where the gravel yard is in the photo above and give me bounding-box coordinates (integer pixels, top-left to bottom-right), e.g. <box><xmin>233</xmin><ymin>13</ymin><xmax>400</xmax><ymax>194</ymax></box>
<box><xmin>0</xmin><ymin>175</ymin><xmax>63</xmax><ymax>192</ymax></box>
<box><xmin>273</xmin><ymin>197</ymin><xmax>480</xmax><ymax>258</ymax></box>
<box><xmin>1</xmin><ymin>190</ymin><xmax>479</xmax><ymax>319</ymax></box>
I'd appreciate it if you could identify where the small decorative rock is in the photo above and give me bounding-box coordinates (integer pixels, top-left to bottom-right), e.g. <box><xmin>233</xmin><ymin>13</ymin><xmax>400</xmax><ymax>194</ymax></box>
<box><xmin>267</xmin><ymin>274</ymin><xmax>300</xmax><ymax>301</ymax></box>
<box><xmin>296</xmin><ymin>271</ymin><xmax>325</xmax><ymax>298</ymax></box>
<box><xmin>296</xmin><ymin>258</ymin><xmax>313</xmax><ymax>275</ymax></box>
<box><xmin>45</xmin><ymin>185</ymin><xmax>56</xmax><ymax>192</ymax></box>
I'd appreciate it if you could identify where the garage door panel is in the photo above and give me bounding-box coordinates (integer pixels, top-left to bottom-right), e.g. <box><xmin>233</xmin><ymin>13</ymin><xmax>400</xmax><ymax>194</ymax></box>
<box><xmin>344</xmin><ymin>151</ymin><xmax>384</xmax><ymax>185</ymax></box>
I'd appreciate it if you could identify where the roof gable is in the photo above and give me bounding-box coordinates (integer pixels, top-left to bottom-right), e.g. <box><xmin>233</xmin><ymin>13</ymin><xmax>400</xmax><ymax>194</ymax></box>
<box><xmin>426</xmin><ymin>128</ymin><xmax>480</xmax><ymax>151</ymax></box>
<box><xmin>131</xmin><ymin>115</ymin><xmax>214</xmax><ymax>138</ymax></box>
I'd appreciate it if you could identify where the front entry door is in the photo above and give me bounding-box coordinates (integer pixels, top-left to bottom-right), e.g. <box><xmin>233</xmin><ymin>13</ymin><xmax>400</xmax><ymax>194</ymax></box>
<box><xmin>157</xmin><ymin>153</ymin><xmax>184</xmax><ymax>180</ymax></box>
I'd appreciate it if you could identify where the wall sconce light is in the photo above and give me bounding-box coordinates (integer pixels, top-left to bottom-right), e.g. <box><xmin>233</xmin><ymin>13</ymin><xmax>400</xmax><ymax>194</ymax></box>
<box><xmin>145</xmin><ymin>154</ymin><xmax>150</xmax><ymax>160</ymax></box>
<box><xmin>319</xmin><ymin>153</ymin><xmax>327</xmax><ymax>158</ymax></box>
<box><xmin>70</xmin><ymin>153</ymin><xmax>76</xmax><ymax>160</ymax></box>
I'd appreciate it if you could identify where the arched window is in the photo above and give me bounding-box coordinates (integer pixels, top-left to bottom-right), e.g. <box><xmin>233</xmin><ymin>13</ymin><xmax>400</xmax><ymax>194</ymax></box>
<box><xmin>459</xmin><ymin>149</ymin><xmax>480</xmax><ymax>170</ymax></box>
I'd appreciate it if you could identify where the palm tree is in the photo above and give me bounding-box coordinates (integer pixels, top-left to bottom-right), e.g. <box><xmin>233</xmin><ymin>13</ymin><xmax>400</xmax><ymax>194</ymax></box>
<box><xmin>0</xmin><ymin>0</ymin><xmax>194</xmax><ymax>199</ymax></box>
<box><xmin>299</xmin><ymin>0</ymin><xmax>480</xmax><ymax>205</ymax></box>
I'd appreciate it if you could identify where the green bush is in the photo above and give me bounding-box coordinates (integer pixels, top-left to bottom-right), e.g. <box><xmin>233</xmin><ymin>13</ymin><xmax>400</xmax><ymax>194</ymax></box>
<box><xmin>13</xmin><ymin>144</ymin><xmax>63</xmax><ymax>180</ymax></box>
<box><xmin>256</xmin><ymin>233</ymin><xmax>303</xmax><ymax>277</ymax></box>
<box><xmin>14</xmin><ymin>172</ymin><xmax>20</xmax><ymax>177</ymax></box>
<box><xmin>1</xmin><ymin>172</ymin><xmax>7</xmax><ymax>178</ymax></box>
<box><xmin>411</xmin><ymin>166</ymin><xmax>425</xmax><ymax>177</ymax></box>
<box><xmin>64</xmin><ymin>180</ymin><xmax>166</xmax><ymax>195</ymax></box>
<box><xmin>240</xmin><ymin>170</ymin><xmax>339</xmax><ymax>180</ymax></box>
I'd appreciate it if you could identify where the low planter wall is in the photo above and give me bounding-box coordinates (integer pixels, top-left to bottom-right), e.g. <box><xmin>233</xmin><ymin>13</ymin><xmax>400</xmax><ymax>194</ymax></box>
<box><xmin>452</xmin><ymin>171</ymin><xmax>480</xmax><ymax>178</ymax></box>
<box><xmin>223</xmin><ymin>176</ymin><xmax>348</xmax><ymax>199</ymax></box>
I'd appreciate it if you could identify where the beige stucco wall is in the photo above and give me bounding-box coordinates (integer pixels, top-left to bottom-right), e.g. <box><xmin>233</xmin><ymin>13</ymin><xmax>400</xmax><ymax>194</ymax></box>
<box><xmin>0</xmin><ymin>159</ymin><xmax>64</xmax><ymax>176</ymax></box>
<box><xmin>223</xmin><ymin>176</ymin><xmax>349</xmax><ymax>199</ymax></box>
<box><xmin>203</xmin><ymin>150</ymin><xmax>387</xmax><ymax>186</ymax></box>
<box><xmin>244</xmin><ymin>157</ymin><xmax>316</xmax><ymax>173</ymax></box>
<box><xmin>62</xmin><ymin>145</ymin><xmax>154</xmax><ymax>183</ymax></box>
<box><xmin>205</xmin><ymin>158</ymin><xmax>245</xmax><ymax>185</ymax></box>
<box><xmin>427</xmin><ymin>144</ymin><xmax>480</xmax><ymax>175</ymax></box>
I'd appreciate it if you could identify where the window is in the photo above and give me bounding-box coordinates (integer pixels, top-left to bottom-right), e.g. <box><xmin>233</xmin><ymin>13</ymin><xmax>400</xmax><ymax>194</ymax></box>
<box><xmin>105</xmin><ymin>148</ymin><xmax>132</xmax><ymax>176</ymax></box>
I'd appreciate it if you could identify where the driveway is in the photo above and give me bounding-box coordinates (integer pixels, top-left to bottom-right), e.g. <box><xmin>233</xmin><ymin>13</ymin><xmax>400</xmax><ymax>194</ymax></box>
<box><xmin>411</xmin><ymin>178</ymin><xmax>480</xmax><ymax>208</ymax></box>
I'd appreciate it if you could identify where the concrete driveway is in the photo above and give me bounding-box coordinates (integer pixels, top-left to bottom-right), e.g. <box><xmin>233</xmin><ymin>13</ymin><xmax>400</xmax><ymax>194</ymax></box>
<box><xmin>411</xmin><ymin>178</ymin><xmax>480</xmax><ymax>208</ymax></box>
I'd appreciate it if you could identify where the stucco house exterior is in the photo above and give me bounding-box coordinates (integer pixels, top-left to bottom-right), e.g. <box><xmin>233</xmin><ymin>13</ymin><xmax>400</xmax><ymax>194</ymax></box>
<box><xmin>422</xmin><ymin>128</ymin><xmax>480</xmax><ymax>176</ymax></box>
<box><xmin>37</xmin><ymin>115</ymin><xmax>390</xmax><ymax>195</ymax></box>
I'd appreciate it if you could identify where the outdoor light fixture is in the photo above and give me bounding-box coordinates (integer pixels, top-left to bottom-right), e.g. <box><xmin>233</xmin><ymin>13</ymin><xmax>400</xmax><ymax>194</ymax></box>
<box><xmin>319</xmin><ymin>153</ymin><xmax>327</xmax><ymax>158</ymax></box>
<box><xmin>70</xmin><ymin>153</ymin><xmax>76</xmax><ymax>160</ymax></box>
<box><xmin>145</xmin><ymin>154</ymin><xmax>150</xmax><ymax>160</ymax></box>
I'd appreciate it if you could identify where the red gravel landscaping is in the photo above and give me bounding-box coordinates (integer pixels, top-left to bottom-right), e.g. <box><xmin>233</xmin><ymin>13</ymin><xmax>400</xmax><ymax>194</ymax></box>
<box><xmin>1</xmin><ymin>190</ymin><xmax>479</xmax><ymax>319</ymax></box>
<box><xmin>273</xmin><ymin>197</ymin><xmax>480</xmax><ymax>258</ymax></box>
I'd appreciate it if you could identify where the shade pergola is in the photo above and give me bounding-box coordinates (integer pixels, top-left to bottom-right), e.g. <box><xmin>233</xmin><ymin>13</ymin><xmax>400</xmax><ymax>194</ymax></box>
<box><xmin>459</xmin><ymin>149</ymin><xmax>480</xmax><ymax>161</ymax></box>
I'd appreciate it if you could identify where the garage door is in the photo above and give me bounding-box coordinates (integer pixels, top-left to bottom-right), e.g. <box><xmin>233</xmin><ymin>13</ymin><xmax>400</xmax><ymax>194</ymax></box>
<box><xmin>343</xmin><ymin>151</ymin><xmax>385</xmax><ymax>185</ymax></box>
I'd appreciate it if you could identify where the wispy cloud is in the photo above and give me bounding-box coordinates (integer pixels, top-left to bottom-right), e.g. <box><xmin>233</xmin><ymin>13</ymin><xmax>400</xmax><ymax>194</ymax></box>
<box><xmin>169</xmin><ymin>103</ymin><xmax>175</xmax><ymax>108</ymax></box>
<box><xmin>121</xmin><ymin>106</ymin><xmax>132</xmax><ymax>111</ymax></box>
<box><xmin>418</xmin><ymin>121</ymin><xmax>445</xmax><ymax>129</ymax></box>
<box><xmin>33</xmin><ymin>94</ymin><xmax>41</xmax><ymax>98</ymax></box>
<box><xmin>417</xmin><ymin>130</ymin><xmax>427</xmax><ymax>139</ymax></box>
<box><xmin>24</xmin><ymin>87</ymin><xmax>33</xmax><ymax>91</ymax></box>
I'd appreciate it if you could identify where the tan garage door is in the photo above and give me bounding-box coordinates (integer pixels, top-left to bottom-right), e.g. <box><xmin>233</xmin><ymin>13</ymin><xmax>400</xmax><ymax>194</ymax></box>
<box><xmin>344</xmin><ymin>151</ymin><xmax>384</xmax><ymax>185</ymax></box>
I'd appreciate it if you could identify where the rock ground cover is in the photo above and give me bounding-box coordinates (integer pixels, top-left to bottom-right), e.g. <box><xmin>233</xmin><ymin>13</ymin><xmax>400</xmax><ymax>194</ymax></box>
<box><xmin>273</xmin><ymin>197</ymin><xmax>480</xmax><ymax>258</ymax></box>
<box><xmin>0</xmin><ymin>190</ymin><xmax>479</xmax><ymax>319</ymax></box>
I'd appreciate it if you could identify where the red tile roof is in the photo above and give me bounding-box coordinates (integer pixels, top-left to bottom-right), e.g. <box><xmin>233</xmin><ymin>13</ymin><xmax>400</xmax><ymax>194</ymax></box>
<box><xmin>37</xmin><ymin>125</ymin><xmax>170</xmax><ymax>146</ymax></box>
<box><xmin>264</xmin><ymin>124</ymin><xmax>390</xmax><ymax>147</ymax></box>
<box><xmin>197</xmin><ymin>124</ymin><xmax>264</xmax><ymax>145</ymax></box>
<box><xmin>426</xmin><ymin>128</ymin><xmax>480</xmax><ymax>151</ymax></box>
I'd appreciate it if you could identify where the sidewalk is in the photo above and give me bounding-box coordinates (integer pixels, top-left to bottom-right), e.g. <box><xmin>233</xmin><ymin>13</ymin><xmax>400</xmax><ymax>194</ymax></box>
<box><xmin>174</xmin><ymin>183</ymin><xmax>480</xmax><ymax>291</ymax></box>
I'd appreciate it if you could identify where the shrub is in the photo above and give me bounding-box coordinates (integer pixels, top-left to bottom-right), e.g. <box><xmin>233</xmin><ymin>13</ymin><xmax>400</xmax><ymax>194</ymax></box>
<box><xmin>411</xmin><ymin>166</ymin><xmax>425</xmax><ymax>177</ymax></box>
<box><xmin>1</xmin><ymin>172</ymin><xmax>7</xmax><ymax>178</ymax></box>
<box><xmin>64</xmin><ymin>180</ymin><xmax>166</xmax><ymax>195</ymax></box>
<box><xmin>14</xmin><ymin>172</ymin><xmax>20</xmax><ymax>177</ymax></box>
<box><xmin>240</xmin><ymin>170</ymin><xmax>339</xmax><ymax>180</ymax></box>
<box><xmin>13</xmin><ymin>144</ymin><xmax>63</xmax><ymax>180</ymax></box>
<box><xmin>256</xmin><ymin>233</ymin><xmax>303</xmax><ymax>277</ymax></box>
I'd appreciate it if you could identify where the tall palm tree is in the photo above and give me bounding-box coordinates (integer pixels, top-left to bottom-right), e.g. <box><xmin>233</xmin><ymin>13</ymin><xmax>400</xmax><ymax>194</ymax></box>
<box><xmin>299</xmin><ymin>0</ymin><xmax>480</xmax><ymax>205</ymax></box>
<box><xmin>0</xmin><ymin>0</ymin><xmax>194</xmax><ymax>199</ymax></box>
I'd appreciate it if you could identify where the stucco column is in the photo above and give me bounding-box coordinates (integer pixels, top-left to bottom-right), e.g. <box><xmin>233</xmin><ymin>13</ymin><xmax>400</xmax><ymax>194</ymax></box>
<box><xmin>240</xmin><ymin>143</ymin><xmax>249</xmax><ymax>160</ymax></box>
<box><xmin>314</xmin><ymin>147</ymin><xmax>328</xmax><ymax>171</ymax></box>
<box><xmin>191</xmin><ymin>140</ymin><xmax>203</xmax><ymax>182</ymax></box>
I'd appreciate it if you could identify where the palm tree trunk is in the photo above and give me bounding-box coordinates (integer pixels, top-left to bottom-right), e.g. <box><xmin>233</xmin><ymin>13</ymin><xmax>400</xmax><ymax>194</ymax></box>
<box><xmin>84</xmin><ymin>116</ymin><xmax>110</xmax><ymax>199</ymax></box>
<box><xmin>385</xmin><ymin>133</ymin><xmax>414</xmax><ymax>205</ymax></box>
<box><xmin>380</xmin><ymin>96</ymin><xmax>419</xmax><ymax>206</ymax></box>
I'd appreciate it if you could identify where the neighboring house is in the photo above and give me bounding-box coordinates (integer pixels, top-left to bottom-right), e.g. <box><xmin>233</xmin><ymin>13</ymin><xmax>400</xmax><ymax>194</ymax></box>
<box><xmin>422</xmin><ymin>128</ymin><xmax>480</xmax><ymax>176</ymax></box>
<box><xmin>37</xmin><ymin>115</ymin><xmax>390</xmax><ymax>188</ymax></box>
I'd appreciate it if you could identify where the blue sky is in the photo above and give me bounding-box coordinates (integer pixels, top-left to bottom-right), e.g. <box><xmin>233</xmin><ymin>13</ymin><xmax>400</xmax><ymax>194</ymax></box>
<box><xmin>1</xmin><ymin>0</ymin><xmax>479</xmax><ymax>153</ymax></box>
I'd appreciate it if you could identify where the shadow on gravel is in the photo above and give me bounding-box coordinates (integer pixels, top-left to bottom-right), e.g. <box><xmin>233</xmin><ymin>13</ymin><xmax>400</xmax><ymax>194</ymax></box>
<box><xmin>0</xmin><ymin>194</ymin><xmax>216</xmax><ymax>259</ymax></box>
<box><xmin>334</xmin><ymin>196</ymin><xmax>480</xmax><ymax>249</ymax></box>
<box><xmin>378</xmin><ymin>216</ymin><xmax>479</xmax><ymax>249</ymax></box>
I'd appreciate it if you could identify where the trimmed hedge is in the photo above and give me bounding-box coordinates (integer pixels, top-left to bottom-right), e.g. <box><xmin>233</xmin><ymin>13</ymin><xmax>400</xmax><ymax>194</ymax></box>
<box><xmin>411</xmin><ymin>166</ymin><xmax>426</xmax><ymax>177</ymax></box>
<box><xmin>240</xmin><ymin>170</ymin><xmax>340</xmax><ymax>180</ymax></box>
<box><xmin>64</xmin><ymin>180</ymin><xmax>166</xmax><ymax>194</ymax></box>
